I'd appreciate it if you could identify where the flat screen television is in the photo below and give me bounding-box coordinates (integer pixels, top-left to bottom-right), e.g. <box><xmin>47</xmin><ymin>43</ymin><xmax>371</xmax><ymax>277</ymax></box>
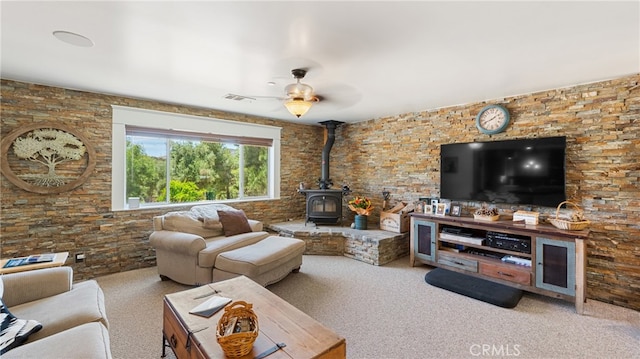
<box><xmin>440</xmin><ymin>136</ymin><xmax>566</xmax><ymax>207</ymax></box>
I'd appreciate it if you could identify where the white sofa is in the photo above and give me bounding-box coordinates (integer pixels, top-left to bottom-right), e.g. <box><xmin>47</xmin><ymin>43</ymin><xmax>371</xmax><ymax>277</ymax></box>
<box><xmin>0</xmin><ymin>267</ymin><xmax>111</xmax><ymax>358</ymax></box>
<box><xmin>150</xmin><ymin>204</ymin><xmax>306</xmax><ymax>286</ymax></box>
<box><xmin>150</xmin><ymin>204</ymin><xmax>271</xmax><ymax>285</ymax></box>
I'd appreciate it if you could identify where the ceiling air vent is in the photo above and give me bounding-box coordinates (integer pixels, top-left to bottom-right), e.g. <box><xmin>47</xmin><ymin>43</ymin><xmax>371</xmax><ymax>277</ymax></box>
<box><xmin>223</xmin><ymin>94</ymin><xmax>255</xmax><ymax>101</ymax></box>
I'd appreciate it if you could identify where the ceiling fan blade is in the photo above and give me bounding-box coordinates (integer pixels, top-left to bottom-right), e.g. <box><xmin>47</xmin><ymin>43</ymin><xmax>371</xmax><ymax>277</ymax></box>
<box><xmin>314</xmin><ymin>83</ymin><xmax>362</xmax><ymax>110</ymax></box>
<box><xmin>250</xmin><ymin>95</ymin><xmax>287</xmax><ymax>101</ymax></box>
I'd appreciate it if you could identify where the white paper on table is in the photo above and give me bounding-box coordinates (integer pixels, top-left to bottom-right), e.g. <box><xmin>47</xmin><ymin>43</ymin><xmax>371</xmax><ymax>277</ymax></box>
<box><xmin>189</xmin><ymin>296</ymin><xmax>232</xmax><ymax>318</ymax></box>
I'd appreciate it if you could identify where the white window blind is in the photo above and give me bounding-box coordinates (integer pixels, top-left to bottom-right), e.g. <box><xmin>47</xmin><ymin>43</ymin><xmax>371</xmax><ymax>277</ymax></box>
<box><xmin>125</xmin><ymin>126</ymin><xmax>273</xmax><ymax>147</ymax></box>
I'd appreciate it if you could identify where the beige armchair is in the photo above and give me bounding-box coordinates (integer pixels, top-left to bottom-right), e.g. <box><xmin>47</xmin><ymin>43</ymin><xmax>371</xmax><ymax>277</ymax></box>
<box><xmin>149</xmin><ymin>204</ymin><xmax>269</xmax><ymax>285</ymax></box>
<box><xmin>0</xmin><ymin>267</ymin><xmax>111</xmax><ymax>358</ymax></box>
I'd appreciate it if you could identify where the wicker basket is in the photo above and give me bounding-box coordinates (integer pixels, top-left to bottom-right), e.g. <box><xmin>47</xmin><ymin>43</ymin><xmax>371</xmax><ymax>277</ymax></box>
<box><xmin>216</xmin><ymin>301</ymin><xmax>259</xmax><ymax>358</ymax></box>
<box><xmin>548</xmin><ymin>201</ymin><xmax>590</xmax><ymax>231</ymax></box>
<box><xmin>474</xmin><ymin>214</ymin><xmax>500</xmax><ymax>221</ymax></box>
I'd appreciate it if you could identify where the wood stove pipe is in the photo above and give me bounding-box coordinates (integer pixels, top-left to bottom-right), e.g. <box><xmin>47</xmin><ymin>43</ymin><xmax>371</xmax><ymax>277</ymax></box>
<box><xmin>318</xmin><ymin>120</ymin><xmax>343</xmax><ymax>189</ymax></box>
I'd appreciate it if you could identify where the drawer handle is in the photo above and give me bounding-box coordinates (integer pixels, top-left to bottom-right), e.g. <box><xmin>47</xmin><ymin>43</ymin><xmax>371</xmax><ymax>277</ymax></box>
<box><xmin>170</xmin><ymin>334</ymin><xmax>178</xmax><ymax>348</ymax></box>
<box><xmin>497</xmin><ymin>271</ymin><xmax>513</xmax><ymax>277</ymax></box>
<box><xmin>453</xmin><ymin>261</ymin><xmax>465</xmax><ymax>266</ymax></box>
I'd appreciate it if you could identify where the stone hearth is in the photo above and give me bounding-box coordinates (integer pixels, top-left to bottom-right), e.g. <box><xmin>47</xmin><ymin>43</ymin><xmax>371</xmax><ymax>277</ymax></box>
<box><xmin>267</xmin><ymin>220</ymin><xmax>409</xmax><ymax>266</ymax></box>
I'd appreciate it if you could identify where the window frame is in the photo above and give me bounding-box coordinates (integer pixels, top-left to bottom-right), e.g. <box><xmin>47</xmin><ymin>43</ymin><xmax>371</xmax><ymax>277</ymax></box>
<box><xmin>111</xmin><ymin>105</ymin><xmax>281</xmax><ymax>210</ymax></box>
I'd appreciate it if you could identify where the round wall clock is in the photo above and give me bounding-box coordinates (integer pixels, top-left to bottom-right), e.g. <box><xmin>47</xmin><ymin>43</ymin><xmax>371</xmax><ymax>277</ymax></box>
<box><xmin>475</xmin><ymin>104</ymin><xmax>510</xmax><ymax>134</ymax></box>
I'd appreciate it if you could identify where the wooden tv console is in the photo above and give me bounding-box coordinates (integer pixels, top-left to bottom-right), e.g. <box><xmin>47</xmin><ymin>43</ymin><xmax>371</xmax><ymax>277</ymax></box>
<box><xmin>410</xmin><ymin>213</ymin><xmax>589</xmax><ymax>314</ymax></box>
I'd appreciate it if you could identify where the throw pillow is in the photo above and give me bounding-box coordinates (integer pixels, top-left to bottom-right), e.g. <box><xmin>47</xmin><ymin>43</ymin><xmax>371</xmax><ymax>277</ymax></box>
<box><xmin>162</xmin><ymin>211</ymin><xmax>222</xmax><ymax>238</ymax></box>
<box><xmin>0</xmin><ymin>297</ymin><xmax>42</xmax><ymax>354</ymax></box>
<box><xmin>191</xmin><ymin>204</ymin><xmax>234</xmax><ymax>220</ymax></box>
<box><xmin>201</xmin><ymin>217</ymin><xmax>223</xmax><ymax>230</ymax></box>
<box><xmin>217</xmin><ymin>209</ymin><xmax>252</xmax><ymax>237</ymax></box>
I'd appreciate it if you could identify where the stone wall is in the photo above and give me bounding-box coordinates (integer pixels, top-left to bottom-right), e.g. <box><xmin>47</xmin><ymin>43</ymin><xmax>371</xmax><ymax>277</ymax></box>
<box><xmin>0</xmin><ymin>80</ymin><xmax>324</xmax><ymax>280</ymax></box>
<box><xmin>330</xmin><ymin>74</ymin><xmax>640</xmax><ymax>311</ymax></box>
<box><xmin>2</xmin><ymin>74</ymin><xmax>639</xmax><ymax>311</ymax></box>
<box><xmin>267</xmin><ymin>221</ymin><xmax>410</xmax><ymax>265</ymax></box>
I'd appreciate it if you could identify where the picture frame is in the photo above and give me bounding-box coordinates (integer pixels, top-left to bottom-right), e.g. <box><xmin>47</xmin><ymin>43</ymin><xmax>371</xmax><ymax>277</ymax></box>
<box><xmin>451</xmin><ymin>205</ymin><xmax>461</xmax><ymax>217</ymax></box>
<box><xmin>430</xmin><ymin>198</ymin><xmax>439</xmax><ymax>215</ymax></box>
<box><xmin>440</xmin><ymin>199</ymin><xmax>451</xmax><ymax>215</ymax></box>
<box><xmin>417</xmin><ymin>197</ymin><xmax>430</xmax><ymax>213</ymax></box>
<box><xmin>435</xmin><ymin>203</ymin><xmax>447</xmax><ymax>216</ymax></box>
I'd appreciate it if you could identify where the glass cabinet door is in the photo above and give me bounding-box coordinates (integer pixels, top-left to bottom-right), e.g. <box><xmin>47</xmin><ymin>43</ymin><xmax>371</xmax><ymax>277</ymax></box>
<box><xmin>413</xmin><ymin>219</ymin><xmax>437</xmax><ymax>263</ymax></box>
<box><xmin>535</xmin><ymin>237</ymin><xmax>575</xmax><ymax>296</ymax></box>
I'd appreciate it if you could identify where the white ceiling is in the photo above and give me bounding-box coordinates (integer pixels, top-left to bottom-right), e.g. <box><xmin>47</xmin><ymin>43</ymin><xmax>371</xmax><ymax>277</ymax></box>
<box><xmin>1</xmin><ymin>1</ymin><xmax>638</xmax><ymax>125</ymax></box>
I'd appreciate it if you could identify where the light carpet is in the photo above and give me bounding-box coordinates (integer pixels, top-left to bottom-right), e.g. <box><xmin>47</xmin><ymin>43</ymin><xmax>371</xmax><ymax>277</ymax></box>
<box><xmin>97</xmin><ymin>255</ymin><xmax>640</xmax><ymax>359</ymax></box>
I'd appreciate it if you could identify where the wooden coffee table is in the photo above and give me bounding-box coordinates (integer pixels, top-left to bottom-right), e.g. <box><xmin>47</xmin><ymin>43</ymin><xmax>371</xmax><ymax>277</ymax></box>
<box><xmin>163</xmin><ymin>275</ymin><xmax>346</xmax><ymax>359</ymax></box>
<box><xmin>0</xmin><ymin>252</ymin><xmax>69</xmax><ymax>274</ymax></box>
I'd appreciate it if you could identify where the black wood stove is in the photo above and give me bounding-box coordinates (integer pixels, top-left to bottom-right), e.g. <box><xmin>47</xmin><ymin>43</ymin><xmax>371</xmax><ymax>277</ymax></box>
<box><xmin>301</xmin><ymin>120</ymin><xmax>349</xmax><ymax>225</ymax></box>
<box><xmin>303</xmin><ymin>189</ymin><xmax>344</xmax><ymax>225</ymax></box>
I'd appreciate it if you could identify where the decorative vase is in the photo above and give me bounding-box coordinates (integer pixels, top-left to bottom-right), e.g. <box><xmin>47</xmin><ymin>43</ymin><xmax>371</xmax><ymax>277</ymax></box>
<box><xmin>354</xmin><ymin>214</ymin><xmax>368</xmax><ymax>230</ymax></box>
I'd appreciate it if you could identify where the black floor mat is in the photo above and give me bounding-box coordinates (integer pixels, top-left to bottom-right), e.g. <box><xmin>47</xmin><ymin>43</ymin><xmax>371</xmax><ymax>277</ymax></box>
<box><xmin>425</xmin><ymin>268</ymin><xmax>523</xmax><ymax>308</ymax></box>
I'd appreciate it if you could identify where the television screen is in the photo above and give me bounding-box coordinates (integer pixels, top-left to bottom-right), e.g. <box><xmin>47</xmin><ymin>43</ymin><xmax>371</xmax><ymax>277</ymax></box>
<box><xmin>440</xmin><ymin>137</ymin><xmax>566</xmax><ymax>207</ymax></box>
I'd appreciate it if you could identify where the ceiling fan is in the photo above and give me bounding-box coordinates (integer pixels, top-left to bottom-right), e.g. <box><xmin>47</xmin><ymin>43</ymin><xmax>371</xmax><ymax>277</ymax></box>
<box><xmin>224</xmin><ymin>65</ymin><xmax>361</xmax><ymax>119</ymax></box>
<box><xmin>283</xmin><ymin>68</ymin><xmax>319</xmax><ymax>118</ymax></box>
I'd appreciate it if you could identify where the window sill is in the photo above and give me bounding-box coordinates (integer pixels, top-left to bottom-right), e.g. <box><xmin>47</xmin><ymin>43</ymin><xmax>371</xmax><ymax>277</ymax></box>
<box><xmin>113</xmin><ymin>197</ymin><xmax>280</xmax><ymax>213</ymax></box>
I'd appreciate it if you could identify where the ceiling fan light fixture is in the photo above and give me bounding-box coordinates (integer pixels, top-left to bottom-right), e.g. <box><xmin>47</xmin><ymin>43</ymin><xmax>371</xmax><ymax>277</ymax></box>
<box><xmin>285</xmin><ymin>81</ymin><xmax>314</xmax><ymax>99</ymax></box>
<box><xmin>283</xmin><ymin>68</ymin><xmax>319</xmax><ymax>118</ymax></box>
<box><xmin>284</xmin><ymin>98</ymin><xmax>313</xmax><ymax>118</ymax></box>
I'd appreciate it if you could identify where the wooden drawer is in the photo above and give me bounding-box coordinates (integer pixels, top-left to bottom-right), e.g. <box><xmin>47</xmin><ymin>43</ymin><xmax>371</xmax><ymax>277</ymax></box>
<box><xmin>163</xmin><ymin>299</ymin><xmax>197</xmax><ymax>359</ymax></box>
<box><xmin>479</xmin><ymin>262</ymin><xmax>531</xmax><ymax>285</ymax></box>
<box><xmin>438</xmin><ymin>252</ymin><xmax>478</xmax><ymax>272</ymax></box>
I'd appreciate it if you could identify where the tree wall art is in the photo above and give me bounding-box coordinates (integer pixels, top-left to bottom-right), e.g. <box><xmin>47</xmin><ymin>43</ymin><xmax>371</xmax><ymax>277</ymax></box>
<box><xmin>1</xmin><ymin>123</ymin><xmax>96</xmax><ymax>194</ymax></box>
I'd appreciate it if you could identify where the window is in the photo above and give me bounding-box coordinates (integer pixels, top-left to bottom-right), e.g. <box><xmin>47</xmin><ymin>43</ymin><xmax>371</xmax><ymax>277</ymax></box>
<box><xmin>112</xmin><ymin>106</ymin><xmax>281</xmax><ymax>210</ymax></box>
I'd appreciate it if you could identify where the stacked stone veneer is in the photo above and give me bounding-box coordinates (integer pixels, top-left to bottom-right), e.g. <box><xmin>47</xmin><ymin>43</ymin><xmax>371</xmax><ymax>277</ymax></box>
<box><xmin>267</xmin><ymin>221</ymin><xmax>410</xmax><ymax>266</ymax></box>
<box><xmin>0</xmin><ymin>80</ymin><xmax>325</xmax><ymax>280</ymax></box>
<box><xmin>1</xmin><ymin>74</ymin><xmax>639</xmax><ymax>311</ymax></box>
<box><xmin>330</xmin><ymin>74</ymin><xmax>640</xmax><ymax>311</ymax></box>
<box><xmin>344</xmin><ymin>230</ymin><xmax>410</xmax><ymax>265</ymax></box>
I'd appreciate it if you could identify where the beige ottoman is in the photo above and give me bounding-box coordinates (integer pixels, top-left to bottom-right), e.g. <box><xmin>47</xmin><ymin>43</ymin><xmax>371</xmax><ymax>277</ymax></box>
<box><xmin>212</xmin><ymin>236</ymin><xmax>305</xmax><ymax>286</ymax></box>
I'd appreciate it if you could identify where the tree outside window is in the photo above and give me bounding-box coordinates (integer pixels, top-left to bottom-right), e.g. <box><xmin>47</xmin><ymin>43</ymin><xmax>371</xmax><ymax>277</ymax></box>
<box><xmin>125</xmin><ymin>134</ymin><xmax>269</xmax><ymax>206</ymax></box>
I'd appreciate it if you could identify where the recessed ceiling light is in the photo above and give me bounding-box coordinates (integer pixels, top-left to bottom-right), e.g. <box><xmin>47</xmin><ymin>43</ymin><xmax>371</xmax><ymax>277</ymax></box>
<box><xmin>267</xmin><ymin>81</ymin><xmax>276</xmax><ymax>86</ymax></box>
<box><xmin>53</xmin><ymin>31</ymin><xmax>94</xmax><ymax>47</ymax></box>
